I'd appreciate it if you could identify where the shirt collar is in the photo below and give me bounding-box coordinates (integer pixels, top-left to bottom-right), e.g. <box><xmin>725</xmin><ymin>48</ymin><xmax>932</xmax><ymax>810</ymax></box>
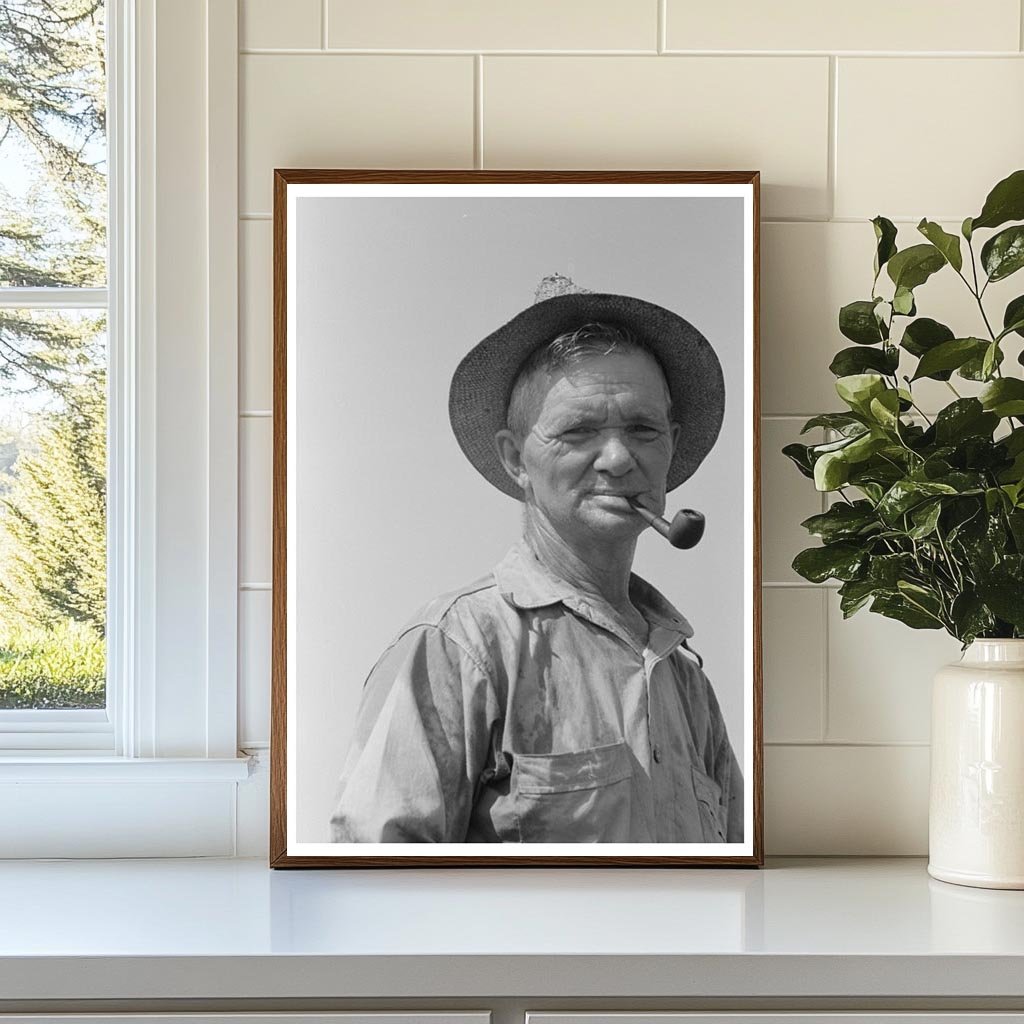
<box><xmin>493</xmin><ymin>540</ymin><xmax>694</xmax><ymax>639</ymax></box>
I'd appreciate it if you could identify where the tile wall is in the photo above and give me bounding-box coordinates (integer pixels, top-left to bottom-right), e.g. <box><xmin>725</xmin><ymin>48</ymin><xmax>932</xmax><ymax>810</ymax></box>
<box><xmin>236</xmin><ymin>0</ymin><xmax>1024</xmax><ymax>853</ymax></box>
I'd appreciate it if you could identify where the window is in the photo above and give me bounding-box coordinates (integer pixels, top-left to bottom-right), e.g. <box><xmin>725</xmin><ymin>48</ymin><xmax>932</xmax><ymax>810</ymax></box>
<box><xmin>0</xmin><ymin>0</ymin><xmax>245</xmax><ymax>857</ymax></box>
<box><xmin>0</xmin><ymin>0</ymin><xmax>110</xmax><ymax>748</ymax></box>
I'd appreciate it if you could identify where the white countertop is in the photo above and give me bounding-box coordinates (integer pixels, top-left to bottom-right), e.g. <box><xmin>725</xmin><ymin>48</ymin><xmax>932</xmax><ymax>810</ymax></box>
<box><xmin>2</xmin><ymin>857</ymin><xmax>1024</xmax><ymax>1002</ymax></box>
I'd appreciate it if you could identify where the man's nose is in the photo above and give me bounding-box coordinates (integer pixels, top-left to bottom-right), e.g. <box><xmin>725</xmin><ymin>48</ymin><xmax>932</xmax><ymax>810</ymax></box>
<box><xmin>593</xmin><ymin>433</ymin><xmax>636</xmax><ymax>475</ymax></box>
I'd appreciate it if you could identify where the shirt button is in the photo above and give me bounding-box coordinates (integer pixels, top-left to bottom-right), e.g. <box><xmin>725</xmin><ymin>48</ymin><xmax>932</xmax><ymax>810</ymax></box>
<box><xmin>652</xmin><ymin>746</ymin><xmax>662</xmax><ymax>764</ymax></box>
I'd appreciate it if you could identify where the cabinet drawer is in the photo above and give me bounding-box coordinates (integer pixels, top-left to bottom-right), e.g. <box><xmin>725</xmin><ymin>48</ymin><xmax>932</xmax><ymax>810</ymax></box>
<box><xmin>529</xmin><ymin>1016</ymin><xmax>1024</xmax><ymax>1024</ymax></box>
<box><xmin>0</xmin><ymin>1016</ymin><xmax>489</xmax><ymax>1024</ymax></box>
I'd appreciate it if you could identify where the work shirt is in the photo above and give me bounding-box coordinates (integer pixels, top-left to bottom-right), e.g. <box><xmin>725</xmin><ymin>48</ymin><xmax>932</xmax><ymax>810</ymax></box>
<box><xmin>330</xmin><ymin>541</ymin><xmax>743</xmax><ymax>844</ymax></box>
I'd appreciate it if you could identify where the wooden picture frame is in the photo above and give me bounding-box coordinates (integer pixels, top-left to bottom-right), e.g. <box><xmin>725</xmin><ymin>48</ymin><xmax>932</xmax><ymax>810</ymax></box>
<box><xmin>271</xmin><ymin>170</ymin><xmax>763</xmax><ymax>867</ymax></box>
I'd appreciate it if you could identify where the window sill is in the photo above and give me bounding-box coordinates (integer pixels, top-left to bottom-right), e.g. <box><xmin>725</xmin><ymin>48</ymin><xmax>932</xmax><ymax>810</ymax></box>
<box><xmin>0</xmin><ymin>755</ymin><xmax>254</xmax><ymax>857</ymax></box>
<box><xmin>0</xmin><ymin>754</ymin><xmax>252</xmax><ymax>782</ymax></box>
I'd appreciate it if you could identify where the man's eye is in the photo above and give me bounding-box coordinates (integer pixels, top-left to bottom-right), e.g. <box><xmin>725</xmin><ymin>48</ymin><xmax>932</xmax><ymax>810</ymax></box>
<box><xmin>560</xmin><ymin>427</ymin><xmax>596</xmax><ymax>441</ymax></box>
<box><xmin>628</xmin><ymin>425</ymin><xmax>662</xmax><ymax>441</ymax></box>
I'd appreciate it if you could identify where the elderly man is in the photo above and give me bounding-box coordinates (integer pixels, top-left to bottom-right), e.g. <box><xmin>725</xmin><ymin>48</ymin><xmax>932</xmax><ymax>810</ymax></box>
<box><xmin>330</xmin><ymin>275</ymin><xmax>743</xmax><ymax>844</ymax></box>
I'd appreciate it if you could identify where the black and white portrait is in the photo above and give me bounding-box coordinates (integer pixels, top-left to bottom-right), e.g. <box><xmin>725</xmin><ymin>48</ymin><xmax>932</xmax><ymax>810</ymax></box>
<box><xmin>274</xmin><ymin>174</ymin><xmax>760</xmax><ymax>865</ymax></box>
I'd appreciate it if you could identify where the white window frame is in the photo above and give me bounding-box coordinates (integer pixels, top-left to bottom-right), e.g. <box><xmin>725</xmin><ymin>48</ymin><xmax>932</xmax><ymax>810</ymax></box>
<box><xmin>0</xmin><ymin>0</ymin><xmax>249</xmax><ymax>857</ymax></box>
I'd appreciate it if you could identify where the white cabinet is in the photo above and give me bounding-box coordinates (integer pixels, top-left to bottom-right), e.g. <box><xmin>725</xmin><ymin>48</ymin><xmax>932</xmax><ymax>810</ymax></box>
<box><xmin>529</xmin><ymin>1017</ymin><xmax>1024</xmax><ymax>1024</ymax></box>
<box><xmin>0</xmin><ymin>1017</ymin><xmax>489</xmax><ymax>1024</ymax></box>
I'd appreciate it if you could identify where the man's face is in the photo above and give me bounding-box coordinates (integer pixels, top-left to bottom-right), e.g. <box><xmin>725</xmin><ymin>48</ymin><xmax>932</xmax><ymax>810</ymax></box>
<box><xmin>503</xmin><ymin>350</ymin><xmax>680</xmax><ymax>549</ymax></box>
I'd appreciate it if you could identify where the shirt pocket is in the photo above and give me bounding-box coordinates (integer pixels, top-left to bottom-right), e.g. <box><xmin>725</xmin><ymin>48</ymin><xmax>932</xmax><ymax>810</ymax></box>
<box><xmin>512</xmin><ymin>741</ymin><xmax>634</xmax><ymax>843</ymax></box>
<box><xmin>691</xmin><ymin>765</ymin><xmax>728</xmax><ymax>842</ymax></box>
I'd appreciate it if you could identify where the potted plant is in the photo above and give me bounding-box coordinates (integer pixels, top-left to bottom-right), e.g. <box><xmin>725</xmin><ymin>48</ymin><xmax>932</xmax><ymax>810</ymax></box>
<box><xmin>784</xmin><ymin>169</ymin><xmax>1024</xmax><ymax>889</ymax></box>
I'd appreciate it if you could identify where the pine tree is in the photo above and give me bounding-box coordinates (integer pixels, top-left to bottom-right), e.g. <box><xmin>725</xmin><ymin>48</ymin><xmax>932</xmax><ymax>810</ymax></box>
<box><xmin>0</xmin><ymin>368</ymin><xmax>105</xmax><ymax>633</ymax></box>
<box><xmin>0</xmin><ymin>0</ymin><xmax>106</xmax><ymax>395</ymax></box>
<box><xmin>0</xmin><ymin>1</ymin><xmax>106</xmax><ymax>652</ymax></box>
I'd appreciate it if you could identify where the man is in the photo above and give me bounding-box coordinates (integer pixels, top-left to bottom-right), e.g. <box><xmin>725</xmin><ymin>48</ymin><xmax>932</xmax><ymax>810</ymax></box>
<box><xmin>330</xmin><ymin>275</ymin><xmax>743</xmax><ymax>843</ymax></box>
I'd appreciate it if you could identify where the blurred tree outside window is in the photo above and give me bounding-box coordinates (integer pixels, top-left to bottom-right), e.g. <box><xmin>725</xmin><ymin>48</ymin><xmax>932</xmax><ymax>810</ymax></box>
<box><xmin>0</xmin><ymin>0</ymin><xmax>107</xmax><ymax>708</ymax></box>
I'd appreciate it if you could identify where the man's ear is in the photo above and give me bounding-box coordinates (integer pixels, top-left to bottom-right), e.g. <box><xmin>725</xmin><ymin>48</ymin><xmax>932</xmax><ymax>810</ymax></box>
<box><xmin>494</xmin><ymin>429</ymin><xmax>530</xmax><ymax>493</ymax></box>
<box><xmin>670</xmin><ymin>421</ymin><xmax>682</xmax><ymax>453</ymax></box>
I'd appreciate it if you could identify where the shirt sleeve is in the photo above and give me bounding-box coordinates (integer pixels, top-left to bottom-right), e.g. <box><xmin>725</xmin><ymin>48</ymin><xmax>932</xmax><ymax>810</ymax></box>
<box><xmin>704</xmin><ymin>676</ymin><xmax>745</xmax><ymax>843</ymax></box>
<box><xmin>329</xmin><ymin>622</ymin><xmax>496</xmax><ymax>843</ymax></box>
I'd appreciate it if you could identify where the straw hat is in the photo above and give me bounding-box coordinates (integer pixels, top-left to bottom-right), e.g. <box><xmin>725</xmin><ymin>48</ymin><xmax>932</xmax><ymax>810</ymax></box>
<box><xmin>448</xmin><ymin>274</ymin><xmax>725</xmax><ymax>500</ymax></box>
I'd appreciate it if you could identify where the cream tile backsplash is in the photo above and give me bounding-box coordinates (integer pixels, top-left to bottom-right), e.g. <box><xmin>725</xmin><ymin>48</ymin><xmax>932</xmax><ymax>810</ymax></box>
<box><xmin>483</xmin><ymin>56</ymin><xmax>831</xmax><ymax>219</ymax></box>
<box><xmin>240</xmin><ymin>54</ymin><xmax>475</xmax><ymax>212</ymax></box>
<box><xmin>241</xmin><ymin>0</ymin><xmax>321</xmax><ymax>50</ymax></box>
<box><xmin>326</xmin><ymin>0</ymin><xmax>658</xmax><ymax>52</ymax></box>
<box><xmin>239</xmin><ymin>220</ymin><xmax>272</xmax><ymax>412</ymax></box>
<box><xmin>235</xmin><ymin>0</ymin><xmax>1024</xmax><ymax>853</ymax></box>
<box><xmin>835</xmin><ymin>58</ymin><xmax>1024</xmax><ymax>220</ymax></box>
<box><xmin>665</xmin><ymin>0</ymin><xmax>1021</xmax><ymax>53</ymax></box>
<box><xmin>762</xmin><ymin>588</ymin><xmax>825</xmax><ymax>743</ymax></box>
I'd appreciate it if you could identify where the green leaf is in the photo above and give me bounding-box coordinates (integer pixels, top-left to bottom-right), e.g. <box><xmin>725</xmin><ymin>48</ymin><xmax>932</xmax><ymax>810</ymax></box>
<box><xmin>950</xmin><ymin>592</ymin><xmax>995</xmax><ymax>644</ymax></box>
<box><xmin>971</xmin><ymin>168</ymin><xmax>1024</xmax><ymax>232</ymax></box>
<box><xmin>814</xmin><ymin>451</ymin><xmax>850</xmax><ymax>491</ymax></box>
<box><xmin>871</xmin><ymin>594</ymin><xmax>943</xmax><ymax>630</ymax></box>
<box><xmin>868</xmin><ymin>389</ymin><xmax>902</xmax><ymax>431</ymax></box>
<box><xmin>900</xmin><ymin>317</ymin><xmax>955</xmax><ymax>361</ymax></box>
<box><xmin>856</xmin><ymin>482</ymin><xmax>885</xmax><ymax>504</ymax></box>
<box><xmin>872</xmin><ymin>216</ymin><xmax>898</xmax><ymax>277</ymax></box>
<box><xmin>877</xmin><ymin>479</ymin><xmax>958</xmax><ymax>524</ymax></box>
<box><xmin>838</xmin><ymin>578</ymin><xmax>880</xmax><ymax>617</ymax></box>
<box><xmin>836</xmin><ymin>373</ymin><xmax>886</xmax><ymax>412</ymax></box>
<box><xmin>997</xmin><ymin>318</ymin><xmax>1024</xmax><ymax>341</ymax></box>
<box><xmin>849</xmin><ymin>458</ymin><xmax>907</xmax><ymax>489</ymax></box>
<box><xmin>800</xmin><ymin>501</ymin><xmax>879</xmax><ymax>543</ymax></box>
<box><xmin>782</xmin><ymin>442</ymin><xmax>815</xmax><ymax>479</ymax></box>
<box><xmin>911</xmin><ymin>338</ymin><xmax>987</xmax><ymax>381</ymax></box>
<box><xmin>979</xmin><ymin>378</ymin><xmax>1024</xmax><ymax>418</ymax></box>
<box><xmin>917</xmin><ymin>219</ymin><xmax>963</xmax><ymax>272</ymax></box>
<box><xmin>933</xmin><ymin>399</ymin><xmax>999</xmax><ymax>444</ymax></box>
<box><xmin>908</xmin><ymin>500</ymin><xmax>943</xmax><ymax>540</ymax></box>
<box><xmin>962</xmin><ymin>216</ymin><xmax>974</xmax><ymax>241</ymax></box>
<box><xmin>810</xmin><ymin>433</ymin><xmax>866</xmax><ymax>456</ymax></box>
<box><xmin>892</xmin><ymin>286</ymin><xmax>916</xmax><ymax>316</ymax></box>
<box><xmin>800</xmin><ymin>413</ymin><xmax>866</xmax><ymax>435</ymax></box>
<box><xmin>867</xmin><ymin>553</ymin><xmax>915</xmax><ymax>587</ymax></box>
<box><xmin>1006</xmin><ymin>428</ymin><xmax>1024</xmax><ymax>456</ymax></box>
<box><xmin>982</xmin><ymin>341</ymin><xmax>1001</xmax><ymax>381</ymax></box>
<box><xmin>829</xmin><ymin>345</ymin><xmax>899</xmax><ymax>378</ymax></box>
<box><xmin>981</xmin><ymin>225</ymin><xmax>1024</xmax><ymax>282</ymax></box>
<box><xmin>840</xmin><ymin>432</ymin><xmax>888</xmax><ymax>468</ymax></box>
<box><xmin>976</xmin><ymin>578</ymin><xmax>1024</xmax><ymax>629</ymax></box>
<box><xmin>1003</xmin><ymin>295</ymin><xmax>1024</xmax><ymax>339</ymax></box>
<box><xmin>985</xmin><ymin>487</ymin><xmax>1008</xmax><ymax>514</ymax></box>
<box><xmin>887</xmin><ymin>243</ymin><xmax>946</xmax><ymax>291</ymax></box>
<box><xmin>998</xmin><ymin>453</ymin><xmax>1024</xmax><ymax>488</ymax></box>
<box><xmin>792</xmin><ymin>543</ymin><xmax>866</xmax><ymax>584</ymax></box>
<box><xmin>959</xmin><ymin>344</ymin><xmax>1004</xmax><ymax>381</ymax></box>
<box><xmin>839</xmin><ymin>300</ymin><xmax>886</xmax><ymax>345</ymax></box>
<box><xmin>932</xmin><ymin>470</ymin><xmax>987</xmax><ymax>493</ymax></box>
<box><xmin>1009</xmin><ymin>508</ymin><xmax>1024</xmax><ymax>548</ymax></box>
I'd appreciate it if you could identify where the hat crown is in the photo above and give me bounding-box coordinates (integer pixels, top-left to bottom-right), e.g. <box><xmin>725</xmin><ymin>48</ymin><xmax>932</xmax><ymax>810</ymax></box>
<box><xmin>533</xmin><ymin>273</ymin><xmax>591</xmax><ymax>304</ymax></box>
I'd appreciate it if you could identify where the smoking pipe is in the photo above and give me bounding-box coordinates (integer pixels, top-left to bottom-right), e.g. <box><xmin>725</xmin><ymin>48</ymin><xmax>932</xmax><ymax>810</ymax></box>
<box><xmin>627</xmin><ymin>498</ymin><xmax>705</xmax><ymax>550</ymax></box>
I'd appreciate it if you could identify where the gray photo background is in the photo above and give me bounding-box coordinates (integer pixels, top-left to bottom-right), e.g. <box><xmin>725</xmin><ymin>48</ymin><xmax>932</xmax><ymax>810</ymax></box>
<box><xmin>293</xmin><ymin>195</ymin><xmax>748</xmax><ymax>842</ymax></box>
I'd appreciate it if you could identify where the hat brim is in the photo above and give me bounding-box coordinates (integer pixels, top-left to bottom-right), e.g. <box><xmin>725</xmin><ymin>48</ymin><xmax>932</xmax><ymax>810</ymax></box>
<box><xmin>448</xmin><ymin>292</ymin><xmax>726</xmax><ymax>500</ymax></box>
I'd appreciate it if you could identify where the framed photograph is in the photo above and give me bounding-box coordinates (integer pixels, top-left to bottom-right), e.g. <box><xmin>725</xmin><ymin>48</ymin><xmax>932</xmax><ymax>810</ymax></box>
<box><xmin>270</xmin><ymin>170</ymin><xmax>762</xmax><ymax>867</ymax></box>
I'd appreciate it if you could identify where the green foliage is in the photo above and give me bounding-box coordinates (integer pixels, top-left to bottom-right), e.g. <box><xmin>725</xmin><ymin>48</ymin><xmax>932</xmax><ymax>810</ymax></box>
<box><xmin>0</xmin><ymin>371</ymin><xmax>106</xmax><ymax>634</ymax></box>
<box><xmin>787</xmin><ymin>169</ymin><xmax>1024</xmax><ymax>645</ymax></box>
<box><xmin>0</xmin><ymin>0</ymin><xmax>106</xmax><ymax>394</ymax></box>
<box><xmin>0</xmin><ymin>619</ymin><xmax>104</xmax><ymax>709</ymax></box>
<box><xmin>0</xmin><ymin>2</ymin><xmax>108</xmax><ymax>705</ymax></box>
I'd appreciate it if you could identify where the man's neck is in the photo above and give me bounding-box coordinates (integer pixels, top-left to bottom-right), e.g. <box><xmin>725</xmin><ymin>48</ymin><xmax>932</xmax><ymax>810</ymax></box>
<box><xmin>522</xmin><ymin>507</ymin><xmax>637</xmax><ymax>612</ymax></box>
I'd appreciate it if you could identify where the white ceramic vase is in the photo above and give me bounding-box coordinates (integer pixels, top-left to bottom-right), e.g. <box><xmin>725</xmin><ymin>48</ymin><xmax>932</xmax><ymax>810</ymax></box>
<box><xmin>929</xmin><ymin>639</ymin><xmax>1024</xmax><ymax>889</ymax></box>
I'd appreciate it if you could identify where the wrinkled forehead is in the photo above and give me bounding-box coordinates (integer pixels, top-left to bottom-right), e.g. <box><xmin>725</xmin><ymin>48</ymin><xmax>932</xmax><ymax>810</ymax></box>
<box><xmin>535</xmin><ymin>348</ymin><xmax>673</xmax><ymax>415</ymax></box>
